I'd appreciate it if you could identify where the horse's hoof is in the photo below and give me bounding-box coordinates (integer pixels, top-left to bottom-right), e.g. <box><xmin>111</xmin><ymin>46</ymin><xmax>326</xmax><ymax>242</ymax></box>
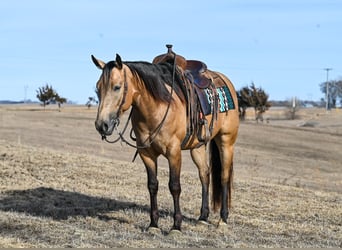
<box><xmin>197</xmin><ymin>220</ymin><xmax>211</xmax><ymax>227</ymax></box>
<box><xmin>147</xmin><ymin>226</ymin><xmax>161</xmax><ymax>235</ymax></box>
<box><xmin>217</xmin><ymin>219</ymin><xmax>228</xmax><ymax>228</ymax></box>
<box><xmin>168</xmin><ymin>229</ymin><xmax>182</xmax><ymax>238</ymax></box>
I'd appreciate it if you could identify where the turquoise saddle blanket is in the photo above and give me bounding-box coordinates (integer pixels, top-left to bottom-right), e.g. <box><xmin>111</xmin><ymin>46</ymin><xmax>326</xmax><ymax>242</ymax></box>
<box><xmin>195</xmin><ymin>85</ymin><xmax>235</xmax><ymax>116</ymax></box>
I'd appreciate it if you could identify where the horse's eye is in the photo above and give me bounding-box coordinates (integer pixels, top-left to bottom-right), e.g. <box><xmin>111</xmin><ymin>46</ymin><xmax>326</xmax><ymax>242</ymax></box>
<box><xmin>113</xmin><ymin>85</ymin><xmax>121</xmax><ymax>91</ymax></box>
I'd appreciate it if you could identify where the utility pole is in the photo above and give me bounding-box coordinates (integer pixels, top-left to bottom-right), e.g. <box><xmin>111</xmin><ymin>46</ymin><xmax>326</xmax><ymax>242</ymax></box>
<box><xmin>324</xmin><ymin>68</ymin><xmax>332</xmax><ymax>110</ymax></box>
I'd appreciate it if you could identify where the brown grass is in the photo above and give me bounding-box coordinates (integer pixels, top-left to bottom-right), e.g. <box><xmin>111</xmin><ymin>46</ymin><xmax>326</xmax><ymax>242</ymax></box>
<box><xmin>0</xmin><ymin>105</ymin><xmax>341</xmax><ymax>247</ymax></box>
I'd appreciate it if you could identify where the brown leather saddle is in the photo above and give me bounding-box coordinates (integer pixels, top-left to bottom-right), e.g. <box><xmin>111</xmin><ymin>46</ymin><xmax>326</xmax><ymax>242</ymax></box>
<box><xmin>152</xmin><ymin>44</ymin><xmax>218</xmax><ymax>147</ymax></box>
<box><xmin>185</xmin><ymin>60</ymin><xmax>212</xmax><ymax>89</ymax></box>
<box><xmin>153</xmin><ymin>44</ymin><xmax>212</xmax><ymax>89</ymax></box>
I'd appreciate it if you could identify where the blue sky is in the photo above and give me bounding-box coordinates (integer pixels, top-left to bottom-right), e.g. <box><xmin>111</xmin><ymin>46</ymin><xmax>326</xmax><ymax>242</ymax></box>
<box><xmin>1</xmin><ymin>0</ymin><xmax>341</xmax><ymax>103</ymax></box>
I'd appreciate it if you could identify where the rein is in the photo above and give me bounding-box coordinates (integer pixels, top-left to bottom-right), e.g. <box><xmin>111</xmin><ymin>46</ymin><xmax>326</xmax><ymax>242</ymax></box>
<box><xmin>101</xmin><ymin>54</ymin><xmax>178</xmax><ymax>161</ymax></box>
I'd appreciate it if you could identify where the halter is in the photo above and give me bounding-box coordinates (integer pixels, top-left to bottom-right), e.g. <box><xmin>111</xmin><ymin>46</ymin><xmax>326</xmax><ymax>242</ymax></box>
<box><xmin>101</xmin><ymin>55</ymin><xmax>177</xmax><ymax>161</ymax></box>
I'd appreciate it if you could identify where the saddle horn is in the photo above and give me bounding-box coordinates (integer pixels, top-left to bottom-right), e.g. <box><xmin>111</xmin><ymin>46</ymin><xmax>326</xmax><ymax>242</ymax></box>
<box><xmin>152</xmin><ymin>44</ymin><xmax>187</xmax><ymax>70</ymax></box>
<box><xmin>166</xmin><ymin>44</ymin><xmax>174</xmax><ymax>54</ymax></box>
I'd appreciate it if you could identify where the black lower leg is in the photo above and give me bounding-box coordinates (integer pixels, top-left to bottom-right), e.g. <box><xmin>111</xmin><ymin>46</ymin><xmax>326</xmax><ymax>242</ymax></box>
<box><xmin>220</xmin><ymin>184</ymin><xmax>229</xmax><ymax>223</ymax></box>
<box><xmin>148</xmin><ymin>178</ymin><xmax>159</xmax><ymax>228</ymax></box>
<box><xmin>199</xmin><ymin>184</ymin><xmax>209</xmax><ymax>221</ymax></box>
<box><xmin>169</xmin><ymin>180</ymin><xmax>182</xmax><ymax>231</ymax></box>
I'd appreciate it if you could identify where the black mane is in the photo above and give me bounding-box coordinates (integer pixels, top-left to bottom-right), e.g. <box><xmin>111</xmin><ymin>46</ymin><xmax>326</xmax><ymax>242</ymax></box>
<box><xmin>124</xmin><ymin>61</ymin><xmax>187</xmax><ymax>103</ymax></box>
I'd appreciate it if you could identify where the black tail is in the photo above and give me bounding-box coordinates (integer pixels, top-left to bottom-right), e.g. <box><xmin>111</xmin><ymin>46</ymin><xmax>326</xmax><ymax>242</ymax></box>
<box><xmin>210</xmin><ymin>140</ymin><xmax>234</xmax><ymax>212</ymax></box>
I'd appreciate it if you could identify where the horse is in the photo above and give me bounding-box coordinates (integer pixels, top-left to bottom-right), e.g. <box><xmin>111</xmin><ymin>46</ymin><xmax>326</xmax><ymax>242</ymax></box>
<box><xmin>91</xmin><ymin>49</ymin><xmax>239</xmax><ymax>234</ymax></box>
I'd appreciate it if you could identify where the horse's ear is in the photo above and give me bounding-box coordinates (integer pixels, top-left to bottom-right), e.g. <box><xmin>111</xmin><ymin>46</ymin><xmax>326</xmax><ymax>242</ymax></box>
<box><xmin>115</xmin><ymin>54</ymin><xmax>123</xmax><ymax>70</ymax></box>
<box><xmin>91</xmin><ymin>55</ymin><xmax>105</xmax><ymax>70</ymax></box>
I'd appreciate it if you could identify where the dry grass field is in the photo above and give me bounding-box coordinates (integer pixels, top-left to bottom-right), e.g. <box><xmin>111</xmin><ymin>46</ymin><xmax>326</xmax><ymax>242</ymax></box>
<box><xmin>0</xmin><ymin>104</ymin><xmax>341</xmax><ymax>247</ymax></box>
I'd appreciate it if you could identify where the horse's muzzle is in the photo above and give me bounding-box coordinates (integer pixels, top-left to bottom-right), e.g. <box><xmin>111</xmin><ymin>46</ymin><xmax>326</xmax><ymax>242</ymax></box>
<box><xmin>95</xmin><ymin>118</ymin><xmax>120</xmax><ymax>136</ymax></box>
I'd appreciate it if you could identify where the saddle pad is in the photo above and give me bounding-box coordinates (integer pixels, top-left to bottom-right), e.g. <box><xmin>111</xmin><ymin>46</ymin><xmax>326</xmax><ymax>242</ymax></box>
<box><xmin>195</xmin><ymin>85</ymin><xmax>235</xmax><ymax>116</ymax></box>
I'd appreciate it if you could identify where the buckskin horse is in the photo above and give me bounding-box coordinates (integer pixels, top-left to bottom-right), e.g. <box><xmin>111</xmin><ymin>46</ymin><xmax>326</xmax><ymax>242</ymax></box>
<box><xmin>91</xmin><ymin>45</ymin><xmax>239</xmax><ymax>234</ymax></box>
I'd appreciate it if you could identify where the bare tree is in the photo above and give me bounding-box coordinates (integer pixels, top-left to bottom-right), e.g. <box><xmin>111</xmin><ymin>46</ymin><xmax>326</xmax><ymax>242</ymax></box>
<box><xmin>320</xmin><ymin>80</ymin><xmax>342</xmax><ymax>108</ymax></box>
<box><xmin>55</xmin><ymin>94</ymin><xmax>67</xmax><ymax>112</ymax></box>
<box><xmin>36</xmin><ymin>84</ymin><xmax>67</xmax><ymax>110</ymax></box>
<box><xmin>86</xmin><ymin>96</ymin><xmax>98</xmax><ymax>109</ymax></box>
<box><xmin>237</xmin><ymin>82</ymin><xmax>271</xmax><ymax>122</ymax></box>
<box><xmin>237</xmin><ymin>86</ymin><xmax>254</xmax><ymax>120</ymax></box>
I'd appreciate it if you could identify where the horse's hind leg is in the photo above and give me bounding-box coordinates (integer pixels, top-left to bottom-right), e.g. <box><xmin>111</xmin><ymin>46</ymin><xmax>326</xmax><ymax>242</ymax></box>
<box><xmin>190</xmin><ymin>146</ymin><xmax>210</xmax><ymax>223</ymax></box>
<box><xmin>217</xmin><ymin>137</ymin><xmax>234</xmax><ymax>225</ymax></box>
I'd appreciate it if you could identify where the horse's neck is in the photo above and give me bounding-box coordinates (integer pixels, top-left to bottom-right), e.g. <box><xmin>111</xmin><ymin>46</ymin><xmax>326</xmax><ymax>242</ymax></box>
<box><xmin>132</xmin><ymin>88</ymin><xmax>166</xmax><ymax>117</ymax></box>
<box><xmin>132</xmin><ymin>81</ymin><xmax>180</xmax><ymax>126</ymax></box>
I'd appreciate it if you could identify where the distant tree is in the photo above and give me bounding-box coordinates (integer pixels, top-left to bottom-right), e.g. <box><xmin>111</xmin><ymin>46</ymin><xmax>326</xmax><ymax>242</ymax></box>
<box><xmin>237</xmin><ymin>86</ymin><xmax>254</xmax><ymax>120</ymax></box>
<box><xmin>55</xmin><ymin>94</ymin><xmax>67</xmax><ymax>112</ymax></box>
<box><xmin>320</xmin><ymin>80</ymin><xmax>342</xmax><ymax>109</ymax></box>
<box><xmin>237</xmin><ymin>82</ymin><xmax>271</xmax><ymax>122</ymax></box>
<box><xmin>36</xmin><ymin>84</ymin><xmax>67</xmax><ymax>110</ymax></box>
<box><xmin>250</xmin><ymin>83</ymin><xmax>272</xmax><ymax>122</ymax></box>
<box><xmin>36</xmin><ymin>84</ymin><xmax>55</xmax><ymax>108</ymax></box>
<box><xmin>55</xmin><ymin>94</ymin><xmax>67</xmax><ymax>105</ymax></box>
<box><xmin>86</xmin><ymin>96</ymin><xmax>98</xmax><ymax>109</ymax></box>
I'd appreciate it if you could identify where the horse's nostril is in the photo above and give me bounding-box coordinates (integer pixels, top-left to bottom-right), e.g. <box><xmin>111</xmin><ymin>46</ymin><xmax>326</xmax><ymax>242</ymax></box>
<box><xmin>102</xmin><ymin>122</ymin><xmax>109</xmax><ymax>133</ymax></box>
<box><xmin>95</xmin><ymin>120</ymin><xmax>108</xmax><ymax>134</ymax></box>
<box><xmin>95</xmin><ymin>119</ymin><xmax>115</xmax><ymax>136</ymax></box>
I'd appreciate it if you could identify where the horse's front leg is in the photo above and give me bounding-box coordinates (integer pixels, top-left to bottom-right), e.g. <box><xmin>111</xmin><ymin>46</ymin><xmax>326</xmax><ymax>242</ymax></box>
<box><xmin>139</xmin><ymin>150</ymin><xmax>159</xmax><ymax>230</ymax></box>
<box><xmin>167</xmin><ymin>148</ymin><xmax>182</xmax><ymax>232</ymax></box>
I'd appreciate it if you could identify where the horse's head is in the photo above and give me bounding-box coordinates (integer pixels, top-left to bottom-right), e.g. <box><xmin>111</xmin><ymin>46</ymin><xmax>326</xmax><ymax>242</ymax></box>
<box><xmin>92</xmin><ymin>54</ymin><xmax>127</xmax><ymax>137</ymax></box>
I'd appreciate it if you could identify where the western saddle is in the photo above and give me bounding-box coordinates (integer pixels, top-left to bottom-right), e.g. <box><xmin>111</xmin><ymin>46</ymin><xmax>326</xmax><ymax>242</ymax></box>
<box><xmin>152</xmin><ymin>44</ymin><xmax>218</xmax><ymax>148</ymax></box>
